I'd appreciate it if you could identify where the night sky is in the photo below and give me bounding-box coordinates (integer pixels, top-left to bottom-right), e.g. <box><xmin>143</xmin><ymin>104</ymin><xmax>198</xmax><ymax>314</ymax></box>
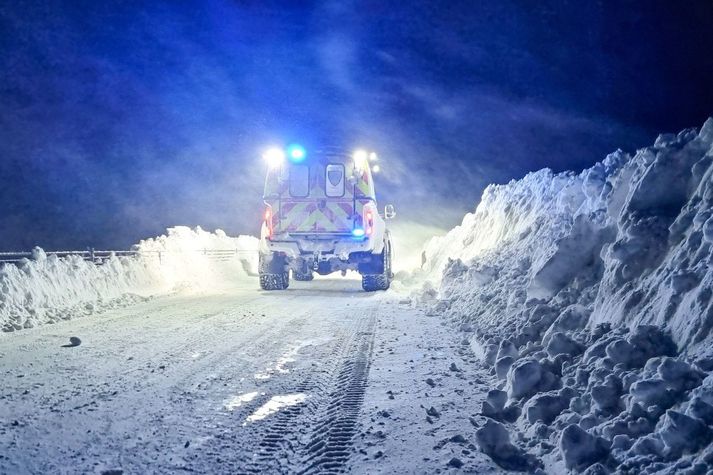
<box><xmin>1</xmin><ymin>0</ymin><xmax>712</xmax><ymax>250</ymax></box>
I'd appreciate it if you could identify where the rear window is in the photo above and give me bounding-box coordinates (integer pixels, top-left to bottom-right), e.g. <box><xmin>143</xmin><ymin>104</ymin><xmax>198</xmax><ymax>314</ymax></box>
<box><xmin>289</xmin><ymin>165</ymin><xmax>309</xmax><ymax>197</ymax></box>
<box><xmin>325</xmin><ymin>163</ymin><xmax>345</xmax><ymax>197</ymax></box>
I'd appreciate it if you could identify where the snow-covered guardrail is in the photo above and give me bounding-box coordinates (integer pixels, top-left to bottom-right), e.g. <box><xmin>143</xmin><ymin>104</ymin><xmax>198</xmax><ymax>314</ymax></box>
<box><xmin>1</xmin><ymin>227</ymin><xmax>260</xmax><ymax>333</ymax></box>
<box><xmin>0</xmin><ymin>249</ymin><xmax>258</xmax><ymax>265</ymax></box>
<box><xmin>144</xmin><ymin>249</ymin><xmax>258</xmax><ymax>263</ymax></box>
<box><xmin>0</xmin><ymin>250</ymin><xmax>138</xmax><ymax>264</ymax></box>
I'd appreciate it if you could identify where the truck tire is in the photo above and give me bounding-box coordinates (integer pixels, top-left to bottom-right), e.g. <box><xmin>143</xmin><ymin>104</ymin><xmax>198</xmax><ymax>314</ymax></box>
<box><xmin>259</xmin><ymin>252</ymin><xmax>290</xmax><ymax>290</ymax></box>
<box><xmin>362</xmin><ymin>243</ymin><xmax>392</xmax><ymax>292</ymax></box>
<box><xmin>293</xmin><ymin>270</ymin><xmax>314</xmax><ymax>281</ymax></box>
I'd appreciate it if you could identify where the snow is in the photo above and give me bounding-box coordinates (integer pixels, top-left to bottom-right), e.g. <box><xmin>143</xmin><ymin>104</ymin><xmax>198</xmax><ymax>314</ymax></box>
<box><xmin>135</xmin><ymin>225</ymin><xmax>258</xmax><ymax>291</ymax></box>
<box><xmin>418</xmin><ymin>117</ymin><xmax>713</xmax><ymax>472</ymax></box>
<box><xmin>559</xmin><ymin>424</ymin><xmax>610</xmax><ymax>471</ymax></box>
<box><xmin>245</xmin><ymin>393</ymin><xmax>309</xmax><ymax>423</ymax></box>
<box><xmin>0</xmin><ymin>278</ymin><xmax>504</xmax><ymax>474</ymax></box>
<box><xmin>423</xmin><ymin>118</ymin><xmax>713</xmax><ymax>349</ymax></box>
<box><xmin>0</xmin><ymin>249</ymin><xmax>157</xmax><ymax>332</ymax></box>
<box><xmin>224</xmin><ymin>391</ymin><xmax>260</xmax><ymax>411</ymax></box>
<box><xmin>0</xmin><ymin>226</ymin><xmax>258</xmax><ymax>332</ymax></box>
<box><xmin>475</xmin><ymin>419</ymin><xmax>542</xmax><ymax>471</ymax></box>
<box><xmin>3</xmin><ymin>115</ymin><xmax>713</xmax><ymax>473</ymax></box>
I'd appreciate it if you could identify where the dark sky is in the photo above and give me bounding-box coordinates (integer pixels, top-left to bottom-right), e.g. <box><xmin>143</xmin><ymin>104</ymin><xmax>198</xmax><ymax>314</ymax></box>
<box><xmin>1</xmin><ymin>0</ymin><xmax>712</xmax><ymax>250</ymax></box>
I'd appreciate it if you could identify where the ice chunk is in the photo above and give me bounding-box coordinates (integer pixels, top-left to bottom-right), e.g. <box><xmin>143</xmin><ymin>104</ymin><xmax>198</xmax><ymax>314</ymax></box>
<box><xmin>559</xmin><ymin>424</ymin><xmax>610</xmax><ymax>471</ymax></box>
<box><xmin>657</xmin><ymin>357</ymin><xmax>704</xmax><ymax>392</ymax></box>
<box><xmin>687</xmin><ymin>396</ymin><xmax>713</xmax><ymax>425</ymax></box>
<box><xmin>475</xmin><ymin>420</ymin><xmax>541</xmax><ymax>471</ymax></box>
<box><xmin>506</xmin><ymin>358</ymin><xmax>542</xmax><ymax>400</ymax></box>
<box><xmin>545</xmin><ymin>332</ymin><xmax>584</xmax><ymax>357</ymax></box>
<box><xmin>495</xmin><ymin>356</ymin><xmax>515</xmax><ymax>380</ymax></box>
<box><xmin>629</xmin><ymin>378</ymin><xmax>675</xmax><ymax>409</ymax></box>
<box><xmin>524</xmin><ymin>387</ymin><xmax>576</xmax><ymax>425</ymax></box>
<box><xmin>659</xmin><ymin>410</ymin><xmax>712</xmax><ymax>457</ymax></box>
<box><xmin>497</xmin><ymin>339</ymin><xmax>518</xmax><ymax>360</ymax></box>
<box><xmin>590</xmin><ymin>374</ymin><xmax>622</xmax><ymax>413</ymax></box>
<box><xmin>627</xmin><ymin>434</ymin><xmax>664</xmax><ymax>457</ymax></box>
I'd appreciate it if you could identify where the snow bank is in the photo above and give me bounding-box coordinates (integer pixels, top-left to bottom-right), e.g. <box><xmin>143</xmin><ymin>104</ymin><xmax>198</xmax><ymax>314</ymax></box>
<box><xmin>424</xmin><ymin>118</ymin><xmax>713</xmax><ymax>350</ymax></box>
<box><xmin>135</xmin><ymin>226</ymin><xmax>258</xmax><ymax>291</ymax></box>
<box><xmin>421</xmin><ymin>118</ymin><xmax>713</xmax><ymax>473</ymax></box>
<box><xmin>0</xmin><ymin>249</ymin><xmax>159</xmax><ymax>332</ymax></box>
<box><xmin>0</xmin><ymin>226</ymin><xmax>258</xmax><ymax>332</ymax></box>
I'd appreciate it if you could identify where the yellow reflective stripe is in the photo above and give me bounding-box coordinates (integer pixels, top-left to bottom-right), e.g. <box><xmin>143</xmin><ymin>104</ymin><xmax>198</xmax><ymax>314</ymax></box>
<box><xmin>306</xmin><ymin>206</ymin><xmax>347</xmax><ymax>231</ymax></box>
<box><xmin>327</xmin><ymin>202</ymin><xmax>349</xmax><ymax>221</ymax></box>
<box><xmin>300</xmin><ymin>206</ymin><xmax>322</xmax><ymax>230</ymax></box>
<box><xmin>318</xmin><ymin>211</ymin><xmax>334</xmax><ymax>229</ymax></box>
<box><xmin>281</xmin><ymin>202</ymin><xmax>308</xmax><ymax>230</ymax></box>
<box><xmin>357</xmin><ymin>180</ymin><xmax>370</xmax><ymax>196</ymax></box>
<box><xmin>283</xmin><ymin>201</ymin><xmax>354</xmax><ymax>232</ymax></box>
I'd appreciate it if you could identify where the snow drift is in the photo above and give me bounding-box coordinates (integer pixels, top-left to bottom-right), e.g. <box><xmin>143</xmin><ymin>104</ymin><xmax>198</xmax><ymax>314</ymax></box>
<box><xmin>0</xmin><ymin>249</ymin><xmax>158</xmax><ymax>332</ymax></box>
<box><xmin>422</xmin><ymin>118</ymin><xmax>713</xmax><ymax>473</ymax></box>
<box><xmin>0</xmin><ymin>226</ymin><xmax>258</xmax><ymax>332</ymax></box>
<box><xmin>424</xmin><ymin>117</ymin><xmax>713</xmax><ymax>351</ymax></box>
<box><xmin>136</xmin><ymin>226</ymin><xmax>258</xmax><ymax>291</ymax></box>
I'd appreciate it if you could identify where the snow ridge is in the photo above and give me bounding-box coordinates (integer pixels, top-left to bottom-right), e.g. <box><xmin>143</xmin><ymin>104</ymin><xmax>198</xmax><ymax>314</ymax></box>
<box><xmin>425</xmin><ymin>118</ymin><xmax>713</xmax><ymax>350</ymax></box>
<box><xmin>0</xmin><ymin>226</ymin><xmax>258</xmax><ymax>332</ymax></box>
<box><xmin>422</xmin><ymin>118</ymin><xmax>713</xmax><ymax>473</ymax></box>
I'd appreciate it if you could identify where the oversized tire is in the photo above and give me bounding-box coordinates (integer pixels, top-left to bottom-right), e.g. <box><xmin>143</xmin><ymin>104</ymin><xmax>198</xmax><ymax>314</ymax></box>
<box><xmin>259</xmin><ymin>252</ymin><xmax>290</xmax><ymax>290</ymax></box>
<box><xmin>361</xmin><ymin>242</ymin><xmax>392</xmax><ymax>292</ymax></box>
<box><xmin>293</xmin><ymin>269</ymin><xmax>314</xmax><ymax>281</ymax></box>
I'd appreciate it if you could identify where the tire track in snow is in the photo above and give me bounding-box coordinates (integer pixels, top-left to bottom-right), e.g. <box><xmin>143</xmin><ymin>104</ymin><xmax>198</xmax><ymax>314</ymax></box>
<box><xmin>236</xmin><ymin>310</ymin><xmax>377</xmax><ymax>474</ymax></box>
<box><xmin>121</xmin><ymin>312</ymin><xmax>309</xmax><ymax>473</ymax></box>
<box><xmin>298</xmin><ymin>326</ymin><xmax>375</xmax><ymax>474</ymax></box>
<box><xmin>0</xmin><ymin>280</ymin><xmax>387</xmax><ymax>474</ymax></box>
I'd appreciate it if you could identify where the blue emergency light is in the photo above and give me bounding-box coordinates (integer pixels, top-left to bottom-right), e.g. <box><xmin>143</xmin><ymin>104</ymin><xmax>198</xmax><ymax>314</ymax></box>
<box><xmin>287</xmin><ymin>144</ymin><xmax>306</xmax><ymax>163</ymax></box>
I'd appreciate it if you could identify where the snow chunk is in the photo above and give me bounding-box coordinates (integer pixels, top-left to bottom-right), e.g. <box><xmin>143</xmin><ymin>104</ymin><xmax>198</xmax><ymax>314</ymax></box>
<box><xmin>659</xmin><ymin>410</ymin><xmax>712</xmax><ymax>457</ymax></box>
<box><xmin>475</xmin><ymin>419</ymin><xmax>542</xmax><ymax>471</ymax></box>
<box><xmin>545</xmin><ymin>332</ymin><xmax>584</xmax><ymax>357</ymax></box>
<box><xmin>506</xmin><ymin>358</ymin><xmax>543</xmax><ymax>400</ymax></box>
<box><xmin>523</xmin><ymin>387</ymin><xmax>576</xmax><ymax>425</ymax></box>
<box><xmin>559</xmin><ymin>424</ymin><xmax>610</xmax><ymax>471</ymax></box>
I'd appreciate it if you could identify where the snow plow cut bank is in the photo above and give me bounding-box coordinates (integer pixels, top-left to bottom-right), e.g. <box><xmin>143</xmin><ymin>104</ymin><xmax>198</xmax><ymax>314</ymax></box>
<box><xmin>259</xmin><ymin>146</ymin><xmax>395</xmax><ymax>292</ymax></box>
<box><xmin>418</xmin><ymin>118</ymin><xmax>713</xmax><ymax>474</ymax></box>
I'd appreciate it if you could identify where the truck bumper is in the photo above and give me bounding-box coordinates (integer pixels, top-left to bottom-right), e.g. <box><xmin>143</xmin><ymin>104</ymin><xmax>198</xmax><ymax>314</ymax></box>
<box><xmin>260</xmin><ymin>233</ymin><xmax>381</xmax><ymax>274</ymax></box>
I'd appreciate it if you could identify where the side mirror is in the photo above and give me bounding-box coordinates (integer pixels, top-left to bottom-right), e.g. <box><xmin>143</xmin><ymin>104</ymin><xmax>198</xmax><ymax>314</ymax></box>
<box><xmin>384</xmin><ymin>204</ymin><xmax>396</xmax><ymax>220</ymax></box>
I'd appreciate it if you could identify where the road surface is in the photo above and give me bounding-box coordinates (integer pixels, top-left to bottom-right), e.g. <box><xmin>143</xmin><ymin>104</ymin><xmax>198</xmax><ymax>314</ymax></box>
<box><xmin>0</xmin><ymin>277</ymin><xmax>501</xmax><ymax>474</ymax></box>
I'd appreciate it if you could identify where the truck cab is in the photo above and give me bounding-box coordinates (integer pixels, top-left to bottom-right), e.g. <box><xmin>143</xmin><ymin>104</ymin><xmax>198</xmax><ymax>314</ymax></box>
<box><xmin>259</xmin><ymin>145</ymin><xmax>395</xmax><ymax>291</ymax></box>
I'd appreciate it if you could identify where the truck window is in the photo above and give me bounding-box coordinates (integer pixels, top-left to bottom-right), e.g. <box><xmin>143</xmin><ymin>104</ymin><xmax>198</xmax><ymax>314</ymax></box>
<box><xmin>289</xmin><ymin>165</ymin><xmax>309</xmax><ymax>197</ymax></box>
<box><xmin>325</xmin><ymin>163</ymin><xmax>345</xmax><ymax>197</ymax></box>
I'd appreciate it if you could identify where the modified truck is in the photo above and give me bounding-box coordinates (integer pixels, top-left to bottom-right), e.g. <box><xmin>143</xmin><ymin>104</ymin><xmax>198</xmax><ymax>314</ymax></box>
<box><xmin>259</xmin><ymin>146</ymin><xmax>395</xmax><ymax>291</ymax></box>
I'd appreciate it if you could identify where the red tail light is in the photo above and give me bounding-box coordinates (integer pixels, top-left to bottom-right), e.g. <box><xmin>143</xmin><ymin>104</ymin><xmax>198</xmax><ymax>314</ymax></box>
<box><xmin>264</xmin><ymin>206</ymin><xmax>274</xmax><ymax>239</ymax></box>
<box><xmin>365</xmin><ymin>208</ymin><xmax>374</xmax><ymax>236</ymax></box>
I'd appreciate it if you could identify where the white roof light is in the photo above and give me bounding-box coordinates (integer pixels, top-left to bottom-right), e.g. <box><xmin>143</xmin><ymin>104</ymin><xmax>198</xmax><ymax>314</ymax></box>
<box><xmin>263</xmin><ymin>147</ymin><xmax>285</xmax><ymax>168</ymax></box>
<box><xmin>353</xmin><ymin>149</ymin><xmax>368</xmax><ymax>161</ymax></box>
<box><xmin>353</xmin><ymin>149</ymin><xmax>368</xmax><ymax>170</ymax></box>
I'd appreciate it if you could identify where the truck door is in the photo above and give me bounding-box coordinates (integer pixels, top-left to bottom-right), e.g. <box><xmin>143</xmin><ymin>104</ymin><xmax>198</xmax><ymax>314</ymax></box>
<box><xmin>279</xmin><ymin>162</ymin><xmax>355</xmax><ymax>234</ymax></box>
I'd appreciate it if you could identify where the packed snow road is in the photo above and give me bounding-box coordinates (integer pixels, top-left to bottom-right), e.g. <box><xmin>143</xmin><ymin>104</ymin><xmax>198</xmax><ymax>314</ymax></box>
<box><xmin>0</xmin><ymin>277</ymin><xmax>499</xmax><ymax>474</ymax></box>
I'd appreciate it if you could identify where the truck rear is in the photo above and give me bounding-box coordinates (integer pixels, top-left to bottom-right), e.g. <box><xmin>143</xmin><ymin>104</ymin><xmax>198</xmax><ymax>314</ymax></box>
<box><xmin>259</xmin><ymin>146</ymin><xmax>395</xmax><ymax>291</ymax></box>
